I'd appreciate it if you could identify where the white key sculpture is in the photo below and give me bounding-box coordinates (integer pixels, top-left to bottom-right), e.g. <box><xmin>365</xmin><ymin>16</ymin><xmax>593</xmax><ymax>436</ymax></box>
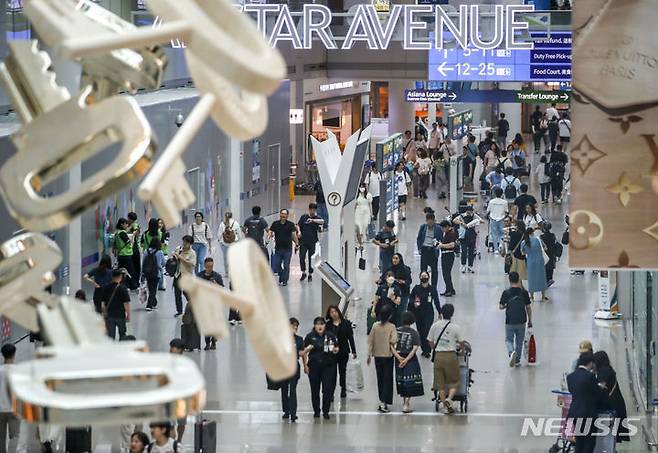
<box><xmin>0</xmin><ymin>0</ymin><xmax>291</xmax><ymax>425</ymax></box>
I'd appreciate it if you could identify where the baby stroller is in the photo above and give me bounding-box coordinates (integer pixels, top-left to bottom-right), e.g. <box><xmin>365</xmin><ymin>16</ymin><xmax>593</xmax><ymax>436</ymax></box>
<box><xmin>434</xmin><ymin>342</ymin><xmax>474</xmax><ymax>413</ymax></box>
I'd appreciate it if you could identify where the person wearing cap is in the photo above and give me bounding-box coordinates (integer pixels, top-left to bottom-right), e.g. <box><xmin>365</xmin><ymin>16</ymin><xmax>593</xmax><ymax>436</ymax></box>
<box><xmin>437</xmin><ymin>220</ymin><xmax>457</xmax><ymax>296</ymax></box>
<box><xmin>572</xmin><ymin>340</ymin><xmax>593</xmax><ymax>371</ymax></box>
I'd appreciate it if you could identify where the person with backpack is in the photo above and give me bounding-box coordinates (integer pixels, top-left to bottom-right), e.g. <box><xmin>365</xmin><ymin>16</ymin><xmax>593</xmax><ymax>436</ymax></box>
<box><xmin>455</xmin><ymin>205</ymin><xmax>484</xmax><ymax>274</ymax></box>
<box><xmin>536</xmin><ymin>155</ymin><xmax>552</xmax><ymax>203</ymax></box>
<box><xmin>558</xmin><ymin>112</ymin><xmax>571</xmax><ymax>151</ymax></box>
<box><xmin>549</xmin><ymin>146</ymin><xmax>568</xmax><ymax>203</ymax></box>
<box><xmin>84</xmin><ymin>254</ymin><xmax>113</xmax><ymax>314</ymax></box>
<box><xmin>142</xmin><ymin>237</ymin><xmax>165</xmax><ymax>312</ymax></box>
<box><xmin>218</xmin><ymin>210</ymin><xmax>241</xmax><ymax>276</ymax></box>
<box><xmin>509</xmin><ymin>142</ymin><xmax>527</xmax><ymax>177</ymax></box>
<box><xmin>148</xmin><ymin>422</ymin><xmax>182</xmax><ymax>453</ymax></box>
<box><xmin>243</xmin><ymin>205</ymin><xmax>269</xmax><ymax>258</ymax></box>
<box><xmin>464</xmin><ymin>136</ymin><xmax>479</xmax><ymax>191</ymax></box>
<box><xmin>501</xmin><ymin>168</ymin><xmax>521</xmax><ymax>203</ymax></box>
<box><xmin>540</xmin><ymin>222</ymin><xmax>559</xmax><ymax>287</ymax></box>
<box><xmin>547</xmin><ymin>114</ymin><xmax>560</xmax><ymax>153</ymax></box>
<box><xmin>499</xmin><ymin>272</ymin><xmax>532</xmax><ymax>368</ymax></box>
<box><xmin>513</xmin><ymin>184</ymin><xmax>538</xmax><ymax>222</ymax></box>
<box><xmin>496</xmin><ymin>113</ymin><xmax>509</xmax><ymax>151</ymax></box>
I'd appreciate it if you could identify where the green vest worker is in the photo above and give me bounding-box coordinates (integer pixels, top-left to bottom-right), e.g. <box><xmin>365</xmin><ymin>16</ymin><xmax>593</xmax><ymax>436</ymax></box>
<box><xmin>114</xmin><ymin>218</ymin><xmax>138</xmax><ymax>290</ymax></box>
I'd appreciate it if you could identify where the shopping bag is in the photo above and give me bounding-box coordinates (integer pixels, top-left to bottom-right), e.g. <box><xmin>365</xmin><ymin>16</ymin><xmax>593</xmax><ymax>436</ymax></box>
<box><xmin>138</xmin><ymin>281</ymin><xmax>148</xmax><ymax>305</ymax></box>
<box><xmin>346</xmin><ymin>359</ymin><xmax>364</xmax><ymax>393</ymax></box>
<box><xmin>523</xmin><ymin>327</ymin><xmax>537</xmax><ymax>364</ymax></box>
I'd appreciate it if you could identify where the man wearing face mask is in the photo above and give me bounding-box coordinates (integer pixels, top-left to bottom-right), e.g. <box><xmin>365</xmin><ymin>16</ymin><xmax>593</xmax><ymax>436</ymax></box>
<box><xmin>408</xmin><ymin>271</ymin><xmax>441</xmax><ymax>358</ymax></box>
<box><xmin>297</xmin><ymin>203</ymin><xmax>324</xmax><ymax>282</ymax></box>
<box><xmin>438</xmin><ymin>221</ymin><xmax>458</xmax><ymax>297</ymax></box>
<box><xmin>416</xmin><ymin>212</ymin><xmax>443</xmax><ymax>288</ymax></box>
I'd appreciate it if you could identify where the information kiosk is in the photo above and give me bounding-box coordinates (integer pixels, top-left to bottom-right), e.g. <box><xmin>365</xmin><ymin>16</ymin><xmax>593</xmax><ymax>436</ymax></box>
<box><xmin>315</xmin><ymin>260</ymin><xmax>355</xmax><ymax>317</ymax></box>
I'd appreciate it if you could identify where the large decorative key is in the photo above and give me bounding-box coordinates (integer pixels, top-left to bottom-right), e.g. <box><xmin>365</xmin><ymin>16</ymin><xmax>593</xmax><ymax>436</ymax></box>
<box><xmin>0</xmin><ymin>86</ymin><xmax>156</xmax><ymax>232</ymax></box>
<box><xmin>24</xmin><ymin>0</ymin><xmax>169</xmax><ymax>99</ymax></box>
<box><xmin>0</xmin><ymin>233</ymin><xmax>62</xmax><ymax>330</ymax></box>
<box><xmin>178</xmin><ymin>240</ymin><xmax>297</xmax><ymax>381</ymax></box>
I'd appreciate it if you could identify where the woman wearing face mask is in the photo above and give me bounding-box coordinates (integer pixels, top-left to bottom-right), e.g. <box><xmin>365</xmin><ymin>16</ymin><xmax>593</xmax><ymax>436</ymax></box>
<box><xmin>354</xmin><ymin>182</ymin><xmax>373</xmax><ymax>250</ymax></box>
<box><xmin>380</xmin><ymin>253</ymin><xmax>412</xmax><ymax>324</ymax></box>
<box><xmin>302</xmin><ymin>317</ymin><xmax>339</xmax><ymax>419</ymax></box>
<box><xmin>408</xmin><ymin>271</ymin><xmax>441</xmax><ymax>358</ymax></box>
<box><xmin>372</xmin><ymin>271</ymin><xmax>402</xmax><ymax>327</ymax></box>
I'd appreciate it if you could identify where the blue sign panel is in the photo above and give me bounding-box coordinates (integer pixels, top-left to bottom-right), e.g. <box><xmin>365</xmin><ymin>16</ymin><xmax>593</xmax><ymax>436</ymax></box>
<box><xmin>428</xmin><ymin>32</ymin><xmax>571</xmax><ymax>82</ymax></box>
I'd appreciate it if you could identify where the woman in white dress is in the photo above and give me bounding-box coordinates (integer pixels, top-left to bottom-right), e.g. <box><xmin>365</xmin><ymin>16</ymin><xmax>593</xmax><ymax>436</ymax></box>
<box><xmin>355</xmin><ymin>182</ymin><xmax>373</xmax><ymax>249</ymax></box>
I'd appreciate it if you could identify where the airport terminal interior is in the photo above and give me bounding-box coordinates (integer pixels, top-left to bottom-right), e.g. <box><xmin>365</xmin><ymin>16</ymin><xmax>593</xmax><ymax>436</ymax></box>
<box><xmin>0</xmin><ymin>0</ymin><xmax>656</xmax><ymax>452</ymax></box>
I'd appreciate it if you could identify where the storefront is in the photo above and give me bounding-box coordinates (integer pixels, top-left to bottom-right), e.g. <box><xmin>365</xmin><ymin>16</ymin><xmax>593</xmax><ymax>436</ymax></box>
<box><xmin>617</xmin><ymin>271</ymin><xmax>658</xmax><ymax>411</ymax></box>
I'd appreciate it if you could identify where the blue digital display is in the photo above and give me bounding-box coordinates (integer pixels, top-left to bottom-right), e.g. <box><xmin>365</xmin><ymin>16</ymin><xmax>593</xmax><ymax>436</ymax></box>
<box><xmin>428</xmin><ymin>32</ymin><xmax>571</xmax><ymax>82</ymax></box>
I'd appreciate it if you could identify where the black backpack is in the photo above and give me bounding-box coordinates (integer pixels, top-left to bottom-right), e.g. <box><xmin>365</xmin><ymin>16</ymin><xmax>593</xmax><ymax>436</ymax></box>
<box><xmin>245</xmin><ymin>218</ymin><xmax>262</xmax><ymax>241</ymax></box>
<box><xmin>550</xmin><ymin>161</ymin><xmax>565</xmax><ymax>180</ymax></box>
<box><xmin>504</xmin><ymin>177</ymin><xmax>518</xmax><ymax>199</ymax></box>
<box><xmin>543</xmin><ymin>163</ymin><xmax>551</xmax><ymax>177</ymax></box>
<box><xmin>142</xmin><ymin>249</ymin><xmax>159</xmax><ymax>279</ymax></box>
<box><xmin>165</xmin><ymin>255</ymin><xmax>179</xmax><ymax>277</ymax></box>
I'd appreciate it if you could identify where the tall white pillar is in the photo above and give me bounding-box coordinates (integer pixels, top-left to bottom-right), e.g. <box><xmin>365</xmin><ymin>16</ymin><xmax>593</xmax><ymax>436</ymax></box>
<box><xmin>229</xmin><ymin>138</ymin><xmax>243</xmax><ymax>223</ymax></box>
<box><xmin>387</xmin><ymin>80</ymin><xmax>416</xmax><ymax>136</ymax></box>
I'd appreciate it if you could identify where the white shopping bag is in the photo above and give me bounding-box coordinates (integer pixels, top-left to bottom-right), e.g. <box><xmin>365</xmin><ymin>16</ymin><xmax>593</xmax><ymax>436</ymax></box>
<box><xmin>346</xmin><ymin>359</ymin><xmax>364</xmax><ymax>393</ymax></box>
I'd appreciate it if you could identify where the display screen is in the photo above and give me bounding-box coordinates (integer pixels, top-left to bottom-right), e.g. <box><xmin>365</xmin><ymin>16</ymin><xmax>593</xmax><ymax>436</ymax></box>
<box><xmin>447</xmin><ymin>110</ymin><xmax>473</xmax><ymax>140</ymax></box>
<box><xmin>343</xmin><ymin>140</ymin><xmax>371</xmax><ymax>206</ymax></box>
<box><xmin>317</xmin><ymin>261</ymin><xmax>352</xmax><ymax>294</ymax></box>
<box><xmin>428</xmin><ymin>32</ymin><xmax>571</xmax><ymax>82</ymax></box>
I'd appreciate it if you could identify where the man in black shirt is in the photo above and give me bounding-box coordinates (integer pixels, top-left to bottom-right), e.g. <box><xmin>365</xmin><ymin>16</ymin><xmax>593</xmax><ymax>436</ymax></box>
<box><xmin>513</xmin><ymin>184</ymin><xmax>537</xmax><ymax>220</ymax></box>
<box><xmin>197</xmin><ymin>257</ymin><xmax>224</xmax><ymax>348</ymax></box>
<box><xmin>243</xmin><ymin>205</ymin><xmax>269</xmax><ymax>258</ymax></box>
<box><xmin>103</xmin><ymin>269</ymin><xmax>131</xmax><ymax>340</ymax></box>
<box><xmin>298</xmin><ymin>203</ymin><xmax>324</xmax><ymax>282</ymax></box>
<box><xmin>373</xmin><ymin>220</ymin><xmax>398</xmax><ymax>271</ymax></box>
<box><xmin>268</xmin><ymin>209</ymin><xmax>299</xmax><ymax>286</ymax></box>
<box><xmin>499</xmin><ymin>272</ymin><xmax>532</xmax><ymax>367</ymax></box>
<box><xmin>302</xmin><ymin>317</ymin><xmax>339</xmax><ymax>419</ymax></box>
<box><xmin>314</xmin><ymin>181</ymin><xmax>329</xmax><ymax>228</ymax></box>
<box><xmin>531</xmin><ymin>106</ymin><xmax>544</xmax><ymax>153</ymax></box>
<box><xmin>497</xmin><ymin>113</ymin><xmax>509</xmax><ymax>151</ymax></box>
<box><xmin>438</xmin><ymin>220</ymin><xmax>457</xmax><ymax>297</ymax></box>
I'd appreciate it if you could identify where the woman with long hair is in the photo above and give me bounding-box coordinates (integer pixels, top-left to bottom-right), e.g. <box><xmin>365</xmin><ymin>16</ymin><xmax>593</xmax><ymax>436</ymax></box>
<box><xmin>141</xmin><ymin>218</ymin><xmax>162</xmax><ymax>250</ymax></box>
<box><xmin>326</xmin><ymin>305</ymin><xmax>356</xmax><ymax>398</ymax></box>
<box><xmin>129</xmin><ymin>432</ymin><xmax>149</xmax><ymax>453</ymax></box>
<box><xmin>521</xmin><ymin>227</ymin><xmax>548</xmax><ymax>302</ymax></box>
<box><xmin>381</xmin><ymin>253</ymin><xmax>412</xmax><ymax>324</ymax></box>
<box><xmin>83</xmin><ymin>254</ymin><xmax>113</xmax><ymax>313</ymax></box>
<box><xmin>142</xmin><ymin>237</ymin><xmax>164</xmax><ymax>311</ymax></box>
<box><xmin>157</xmin><ymin>218</ymin><xmax>170</xmax><ymax>290</ymax></box>
<box><xmin>354</xmin><ymin>182</ymin><xmax>373</xmax><ymax>249</ymax></box>
<box><xmin>593</xmin><ymin>350</ymin><xmax>630</xmax><ymax>445</ymax></box>
<box><xmin>507</xmin><ymin>220</ymin><xmax>527</xmax><ymax>281</ymax></box>
<box><xmin>393</xmin><ymin>312</ymin><xmax>424</xmax><ymax>413</ymax></box>
<box><xmin>367</xmin><ymin>304</ymin><xmax>398</xmax><ymax>413</ymax></box>
<box><xmin>414</xmin><ymin>149</ymin><xmax>432</xmax><ymax>199</ymax></box>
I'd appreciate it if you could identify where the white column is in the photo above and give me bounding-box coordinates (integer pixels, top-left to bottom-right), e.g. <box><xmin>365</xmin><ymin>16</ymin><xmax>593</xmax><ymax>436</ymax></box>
<box><xmin>229</xmin><ymin>138</ymin><xmax>243</xmax><ymax>223</ymax></box>
<box><xmin>498</xmin><ymin>82</ymin><xmax>523</xmax><ymax>139</ymax></box>
<box><xmin>387</xmin><ymin>80</ymin><xmax>416</xmax><ymax>136</ymax></box>
<box><xmin>428</xmin><ymin>103</ymin><xmax>437</xmax><ymax>125</ymax></box>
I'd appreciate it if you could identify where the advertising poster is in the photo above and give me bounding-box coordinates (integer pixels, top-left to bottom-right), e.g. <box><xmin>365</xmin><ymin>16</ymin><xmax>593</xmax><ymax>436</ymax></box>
<box><xmin>570</xmin><ymin>0</ymin><xmax>658</xmax><ymax>269</ymax></box>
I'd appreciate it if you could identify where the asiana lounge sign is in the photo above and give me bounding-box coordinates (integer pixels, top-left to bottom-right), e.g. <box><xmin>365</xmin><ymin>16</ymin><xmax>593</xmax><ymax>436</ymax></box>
<box><xmin>236</xmin><ymin>4</ymin><xmax>536</xmax><ymax>51</ymax></box>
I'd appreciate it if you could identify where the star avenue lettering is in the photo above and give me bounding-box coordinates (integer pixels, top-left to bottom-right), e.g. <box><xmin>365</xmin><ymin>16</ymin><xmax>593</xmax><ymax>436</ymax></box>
<box><xmin>237</xmin><ymin>4</ymin><xmax>535</xmax><ymax>51</ymax></box>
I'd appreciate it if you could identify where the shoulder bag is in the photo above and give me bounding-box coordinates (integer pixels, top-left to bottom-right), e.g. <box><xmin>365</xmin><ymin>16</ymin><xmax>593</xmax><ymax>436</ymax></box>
<box><xmin>505</xmin><ymin>238</ymin><xmax>522</xmax><ymax>273</ymax></box>
<box><xmin>101</xmin><ymin>284</ymin><xmax>120</xmax><ymax>319</ymax></box>
<box><xmin>431</xmin><ymin>321</ymin><xmax>451</xmax><ymax>362</ymax></box>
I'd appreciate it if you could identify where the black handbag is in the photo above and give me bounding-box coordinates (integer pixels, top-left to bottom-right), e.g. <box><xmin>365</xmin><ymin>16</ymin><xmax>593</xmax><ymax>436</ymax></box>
<box><xmin>266</xmin><ymin>374</ymin><xmax>282</xmax><ymax>390</ymax></box>
<box><xmin>358</xmin><ymin>250</ymin><xmax>366</xmax><ymax>270</ymax></box>
<box><xmin>561</xmin><ymin>228</ymin><xmax>569</xmax><ymax>245</ymax></box>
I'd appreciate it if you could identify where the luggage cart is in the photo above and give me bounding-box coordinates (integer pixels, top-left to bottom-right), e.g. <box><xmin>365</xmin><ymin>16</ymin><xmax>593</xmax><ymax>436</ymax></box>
<box><xmin>549</xmin><ymin>390</ymin><xmax>574</xmax><ymax>453</ymax></box>
<box><xmin>433</xmin><ymin>346</ymin><xmax>474</xmax><ymax>413</ymax></box>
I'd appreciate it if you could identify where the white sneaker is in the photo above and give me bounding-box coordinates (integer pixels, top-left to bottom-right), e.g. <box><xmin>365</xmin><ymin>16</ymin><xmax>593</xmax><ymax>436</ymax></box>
<box><xmin>509</xmin><ymin>351</ymin><xmax>517</xmax><ymax>367</ymax></box>
<box><xmin>467</xmin><ymin>267</ymin><xmax>474</xmax><ymax>273</ymax></box>
<box><xmin>460</xmin><ymin>265</ymin><xmax>466</xmax><ymax>273</ymax></box>
<box><xmin>402</xmin><ymin>402</ymin><xmax>412</xmax><ymax>413</ymax></box>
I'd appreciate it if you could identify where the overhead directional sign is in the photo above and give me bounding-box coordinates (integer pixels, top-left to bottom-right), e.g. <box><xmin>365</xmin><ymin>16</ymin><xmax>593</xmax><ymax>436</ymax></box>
<box><xmin>405</xmin><ymin>89</ymin><xmax>571</xmax><ymax>104</ymax></box>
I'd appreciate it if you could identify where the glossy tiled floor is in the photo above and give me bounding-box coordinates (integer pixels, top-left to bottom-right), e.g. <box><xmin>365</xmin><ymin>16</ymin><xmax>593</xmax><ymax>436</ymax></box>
<box><xmin>40</xmin><ymin>151</ymin><xmax>645</xmax><ymax>452</ymax></box>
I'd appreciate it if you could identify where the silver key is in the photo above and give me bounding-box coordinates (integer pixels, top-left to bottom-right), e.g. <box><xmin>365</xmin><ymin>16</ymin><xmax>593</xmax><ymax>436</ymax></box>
<box><xmin>0</xmin><ymin>233</ymin><xmax>61</xmax><ymax>330</ymax></box>
<box><xmin>0</xmin><ymin>40</ymin><xmax>70</xmax><ymax>124</ymax></box>
<box><xmin>0</xmin><ymin>86</ymin><xmax>156</xmax><ymax>232</ymax></box>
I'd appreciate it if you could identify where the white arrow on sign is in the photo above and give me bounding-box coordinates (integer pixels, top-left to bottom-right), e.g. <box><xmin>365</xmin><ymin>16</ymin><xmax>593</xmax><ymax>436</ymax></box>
<box><xmin>437</xmin><ymin>62</ymin><xmax>454</xmax><ymax>77</ymax></box>
<box><xmin>448</xmin><ymin>92</ymin><xmax>457</xmax><ymax>101</ymax></box>
<box><xmin>559</xmin><ymin>93</ymin><xmax>569</xmax><ymax>101</ymax></box>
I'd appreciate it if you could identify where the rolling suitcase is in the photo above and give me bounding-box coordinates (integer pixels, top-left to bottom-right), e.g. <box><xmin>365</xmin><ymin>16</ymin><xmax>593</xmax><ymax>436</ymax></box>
<box><xmin>65</xmin><ymin>427</ymin><xmax>92</xmax><ymax>453</ymax></box>
<box><xmin>194</xmin><ymin>418</ymin><xmax>217</xmax><ymax>453</ymax></box>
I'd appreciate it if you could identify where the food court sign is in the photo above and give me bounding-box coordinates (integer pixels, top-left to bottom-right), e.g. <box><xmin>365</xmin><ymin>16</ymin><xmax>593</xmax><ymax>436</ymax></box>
<box><xmin>237</xmin><ymin>4</ymin><xmax>536</xmax><ymax>50</ymax></box>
